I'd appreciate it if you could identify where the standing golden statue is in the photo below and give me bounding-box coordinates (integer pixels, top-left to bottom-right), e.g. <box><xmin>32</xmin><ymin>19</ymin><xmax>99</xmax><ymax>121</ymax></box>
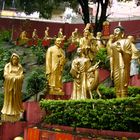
<box><xmin>44</xmin><ymin>27</ymin><xmax>50</xmax><ymax>40</ymax></box>
<box><xmin>58</xmin><ymin>28</ymin><xmax>64</xmax><ymax>38</ymax></box>
<box><xmin>111</xmin><ymin>26</ymin><xmax>132</xmax><ymax>98</ymax></box>
<box><xmin>1</xmin><ymin>53</ymin><xmax>24</xmax><ymax>122</ymax></box>
<box><xmin>32</xmin><ymin>29</ymin><xmax>38</xmax><ymax>46</ymax></box>
<box><xmin>32</xmin><ymin>29</ymin><xmax>38</xmax><ymax>40</ymax></box>
<box><xmin>46</xmin><ymin>38</ymin><xmax>66</xmax><ymax>95</ymax></box>
<box><xmin>70</xmin><ymin>48</ymin><xmax>101</xmax><ymax>100</ymax></box>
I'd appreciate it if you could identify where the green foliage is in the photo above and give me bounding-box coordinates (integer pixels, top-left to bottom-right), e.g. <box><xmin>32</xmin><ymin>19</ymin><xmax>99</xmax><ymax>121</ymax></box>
<box><xmin>0</xmin><ymin>48</ymin><xmax>12</xmax><ymax>80</ymax></box>
<box><xmin>62</xmin><ymin>60</ymin><xmax>73</xmax><ymax>83</ymax></box>
<box><xmin>39</xmin><ymin>0</ymin><xmax>54</xmax><ymax>19</ymax></box>
<box><xmin>26</xmin><ymin>67</ymin><xmax>46</xmax><ymax>96</ymax></box>
<box><xmin>0</xmin><ymin>30</ymin><xmax>11</xmax><ymax>42</ymax></box>
<box><xmin>95</xmin><ymin>48</ymin><xmax>110</xmax><ymax>70</ymax></box>
<box><xmin>0</xmin><ymin>92</ymin><xmax>4</xmax><ymax>111</ymax></box>
<box><xmin>93</xmin><ymin>85</ymin><xmax>140</xmax><ymax>99</ymax></box>
<box><xmin>40</xmin><ymin>95</ymin><xmax>140</xmax><ymax>132</ymax></box>
<box><xmin>92</xmin><ymin>84</ymin><xmax>115</xmax><ymax>99</ymax></box>
<box><xmin>31</xmin><ymin>40</ymin><xmax>46</xmax><ymax>65</ymax></box>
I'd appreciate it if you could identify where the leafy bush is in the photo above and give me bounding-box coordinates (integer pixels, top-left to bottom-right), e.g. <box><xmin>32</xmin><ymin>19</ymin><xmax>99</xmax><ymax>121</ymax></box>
<box><xmin>40</xmin><ymin>95</ymin><xmax>140</xmax><ymax>132</ymax></box>
<box><xmin>0</xmin><ymin>92</ymin><xmax>4</xmax><ymax>111</ymax></box>
<box><xmin>93</xmin><ymin>85</ymin><xmax>140</xmax><ymax>99</ymax></box>
<box><xmin>95</xmin><ymin>48</ymin><xmax>110</xmax><ymax>70</ymax></box>
<box><xmin>0</xmin><ymin>30</ymin><xmax>11</xmax><ymax>42</ymax></box>
<box><xmin>62</xmin><ymin>60</ymin><xmax>73</xmax><ymax>83</ymax></box>
<box><xmin>0</xmin><ymin>48</ymin><xmax>12</xmax><ymax>80</ymax></box>
<box><xmin>31</xmin><ymin>41</ymin><xmax>46</xmax><ymax>65</ymax></box>
<box><xmin>25</xmin><ymin>67</ymin><xmax>46</xmax><ymax>98</ymax></box>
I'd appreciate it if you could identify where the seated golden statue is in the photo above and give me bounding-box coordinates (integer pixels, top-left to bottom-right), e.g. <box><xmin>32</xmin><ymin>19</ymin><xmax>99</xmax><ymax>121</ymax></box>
<box><xmin>67</xmin><ymin>28</ymin><xmax>80</xmax><ymax>52</ymax></box>
<box><xmin>19</xmin><ymin>30</ymin><xmax>29</xmax><ymax>45</ymax></box>
<box><xmin>111</xmin><ymin>26</ymin><xmax>133</xmax><ymax>98</ymax></box>
<box><xmin>70</xmin><ymin>48</ymin><xmax>101</xmax><ymax>100</ymax></box>
<box><xmin>1</xmin><ymin>53</ymin><xmax>24</xmax><ymax>122</ymax></box>
<box><xmin>46</xmin><ymin>38</ymin><xmax>66</xmax><ymax>95</ymax></box>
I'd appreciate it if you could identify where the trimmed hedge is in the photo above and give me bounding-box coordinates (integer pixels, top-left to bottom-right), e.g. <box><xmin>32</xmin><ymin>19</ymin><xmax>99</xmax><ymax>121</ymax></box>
<box><xmin>40</xmin><ymin>95</ymin><xmax>140</xmax><ymax>132</ymax></box>
<box><xmin>92</xmin><ymin>85</ymin><xmax>140</xmax><ymax>99</ymax></box>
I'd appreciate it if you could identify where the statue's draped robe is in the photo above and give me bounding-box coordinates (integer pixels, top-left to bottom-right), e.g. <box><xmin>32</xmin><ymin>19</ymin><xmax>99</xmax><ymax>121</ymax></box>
<box><xmin>1</xmin><ymin>62</ymin><xmax>24</xmax><ymax>120</ymax></box>
<box><xmin>46</xmin><ymin>45</ymin><xmax>65</xmax><ymax>94</ymax></box>
<box><xmin>111</xmin><ymin>39</ymin><xmax>132</xmax><ymax>97</ymax></box>
<box><xmin>70</xmin><ymin>57</ymin><xmax>99</xmax><ymax>99</ymax></box>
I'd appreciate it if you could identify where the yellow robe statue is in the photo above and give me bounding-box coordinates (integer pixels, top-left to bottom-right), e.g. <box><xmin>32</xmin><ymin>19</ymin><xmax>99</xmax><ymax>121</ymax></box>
<box><xmin>1</xmin><ymin>53</ymin><xmax>24</xmax><ymax>122</ymax></box>
<box><xmin>70</xmin><ymin>48</ymin><xmax>101</xmax><ymax>99</ymax></box>
<box><xmin>46</xmin><ymin>38</ymin><xmax>66</xmax><ymax>95</ymax></box>
<box><xmin>111</xmin><ymin>26</ymin><xmax>132</xmax><ymax>97</ymax></box>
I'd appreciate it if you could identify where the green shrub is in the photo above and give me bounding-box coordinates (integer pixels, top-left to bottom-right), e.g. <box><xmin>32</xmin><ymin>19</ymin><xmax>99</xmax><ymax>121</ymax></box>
<box><xmin>0</xmin><ymin>30</ymin><xmax>11</xmax><ymax>42</ymax></box>
<box><xmin>40</xmin><ymin>95</ymin><xmax>140</xmax><ymax>132</ymax></box>
<box><xmin>0</xmin><ymin>48</ymin><xmax>12</xmax><ymax>80</ymax></box>
<box><xmin>26</xmin><ymin>67</ymin><xmax>46</xmax><ymax>97</ymax></box>
<box><xmin>95</xmin><ymin>48</ymin><xmax>110</xmax><ymax>70</ymax></box>
<box><xmin>0</xmin><ymin>92</ymin><xmax>4</xmax><ymax>111</ymax></box>
<box><xmin>31</xmin><ymin>41</ymin><xmax>46</xmax><ymax>65</ymax></box>
<box><xmin>62</xmin><ymin>60</ymin><xmax>73</xmax><ymax>83</ymax></box>
<box><xmin>92</xmin><ymin>85</ymin><xmax>140</xmax><ymax>99</ymax></box>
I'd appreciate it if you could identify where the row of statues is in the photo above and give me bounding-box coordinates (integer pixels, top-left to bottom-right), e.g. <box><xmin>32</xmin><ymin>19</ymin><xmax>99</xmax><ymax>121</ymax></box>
<box><xmin>1</xmin><ymin>23</ymin><xmax>140</xmax><ymax>122</ymax></box>
<box><xmin>18</xmin><ymin>27</ymin><xmax>66</xmax><ymax>46</ymax></box>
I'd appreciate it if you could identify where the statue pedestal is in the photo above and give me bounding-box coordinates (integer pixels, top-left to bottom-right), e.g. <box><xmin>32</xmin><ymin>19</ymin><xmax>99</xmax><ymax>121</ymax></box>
<box><xmin>45</xmin><ymin>82</ymin><xmax>73</xmax><ymax>100</ymax></box>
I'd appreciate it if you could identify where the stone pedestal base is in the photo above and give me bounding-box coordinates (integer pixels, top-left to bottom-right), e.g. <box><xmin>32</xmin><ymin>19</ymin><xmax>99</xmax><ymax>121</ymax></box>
<box><xmin>1</xmin><ymin>114</ymin><xmax>20</xmax><ymax>122</ymax></box>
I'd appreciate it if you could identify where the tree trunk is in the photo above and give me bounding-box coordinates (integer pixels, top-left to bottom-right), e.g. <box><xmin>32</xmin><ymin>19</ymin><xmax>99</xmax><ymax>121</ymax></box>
<box><xmin>77</xmin><ymin>0</ymin><xmax>90</xmax><ymax>25</ymax></box>
<box><xmin>94</xmin><ymin>0</ymin><xmax>109</xmax><ymax>35</ymax></box>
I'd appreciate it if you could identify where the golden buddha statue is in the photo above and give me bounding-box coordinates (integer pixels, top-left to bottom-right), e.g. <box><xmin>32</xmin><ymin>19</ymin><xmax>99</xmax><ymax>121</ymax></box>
<box><xmin>71</xmin><ymin>28</ymin><xmax>80</xmax><ymax>44</ymax></box>
<box><xmin>44</xmin><ymin>26</ymin><xmax>50</xmax><ymax>40</ymax></box>
<box><xmin>67</xmin><ymin>28</ymin><xmax>80</xmax><ymax>53</ymax></box>
<box><xmin>111</xmin><ymin>26</ymin><xmax>132</xmax><ymax>98</ymax></box>
<box><xmin>79</xmin><ymin>29</ymin><xmax>97</xmax><ymax>61</ymax></box>
<box><xmin>19</xmin><ymin>30</ymin><xmax>29</xmax><ymax>45</ymax></box>
<box><xmin>95</xmin><ymin>32</ymin><xmax>106</xmax><ymax>51</ymax></box>
<box><xmin>84</xmin><ymin>23</ymin><xmax>93</xmax><ymax>33</ymax></box>
<box><xmin>70</xmin><ymin>48</ymin><xmax>101</xmax><ymax>100</ymax></box>
<box><xmin>1</xmin><ymin>53</ymin><xmax>24</xmax><ymax>122</ymax></box>
<box><xmin>32</xmin><ymin>29</ymin><xmax>38</xmax><ymax>40</ymax></box>
<box><xmin>46</xmin><ymin>38</ymin><xmax>66</xmax><ymax>95</ymax></box>
<box><xmin>58</xmin><ymin>28</ymin><xmax>64</xmax><ymax>38</ymax></box>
